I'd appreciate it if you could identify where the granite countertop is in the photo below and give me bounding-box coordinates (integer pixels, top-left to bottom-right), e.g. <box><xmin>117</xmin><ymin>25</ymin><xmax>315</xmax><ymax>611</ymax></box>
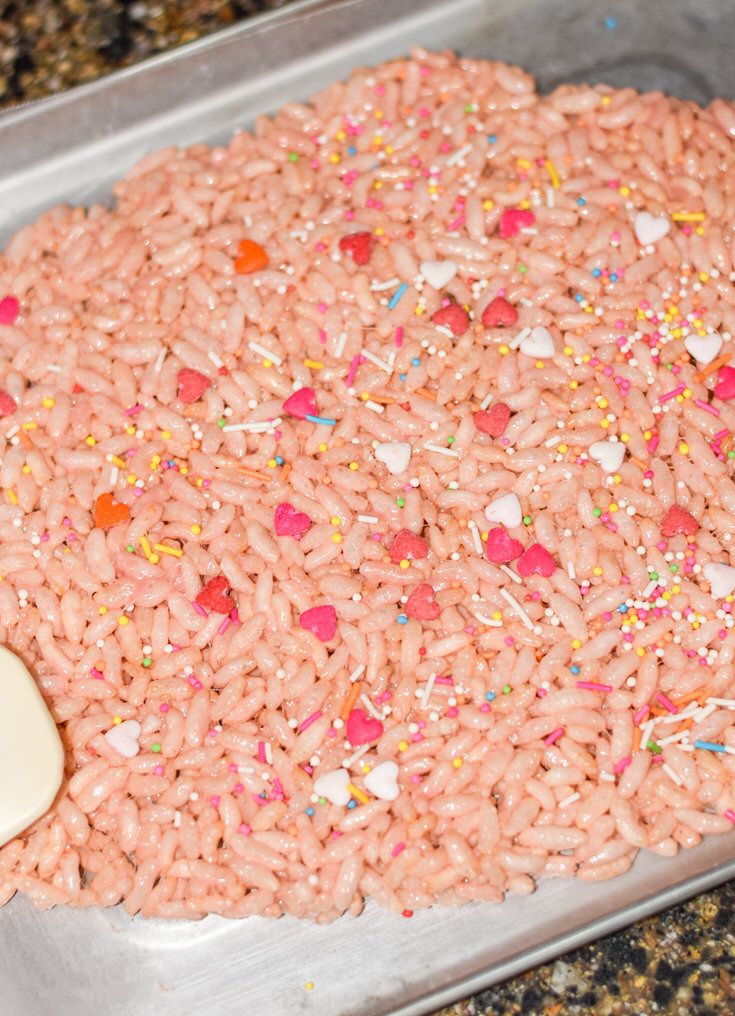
<box><xmin>2</xmin><ymin>3</ymin><xmax>735</xmax><ymax>1015</ymax></box>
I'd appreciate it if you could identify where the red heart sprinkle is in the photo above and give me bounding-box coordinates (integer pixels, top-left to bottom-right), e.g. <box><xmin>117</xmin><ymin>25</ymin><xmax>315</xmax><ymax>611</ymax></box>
<box><xmin>0</xmin><ymin>296</ymin><xmax>19</xmax><ymax>325</ymax></box>
<box><xmin>516</xmin><ymin>543</ymin><xmax>556</xmax><ymax>577</ymax></box>
<box><xmin>714</xmin><ymin>365</ymin><xmax>735</xmax><ymax>401</ymax></box>
<box><xmin>274</xmin><ymin>502</ymin><xmax>312</xmax><ymax>540</ymax></box>
<box><xmin>93</xmin><ymin>492</ymin><xmax>130</xmax><ymax>529</ymax></box>
<box><xmin>481</xmin><ymin>296</ymin><xmax>518</xmax><ymax>328</ymax></box>
<box><xmin>390</xmin><ymin>528</ymin><xmax>429</xmax><ymax>564</ymax></box>
<box><xmin>196</xmin><ymin>576</ymin><xmax>235</xmax><ymax>614</ymax></box>
<box><xmin>339</xmin><ymin>232</ymin><xmax>373</xmax><ymax>265</ymax></box>
<box><xmin>0</xmin><ymin>390</ymin><xmax>17</xmax><ymax>417</ymax></box>
<box><xmin>404</xmin><ymin>584</ymin><xmax>441</xmax><ymax>621</ymax></box>
<box><xmin>433</xmin><ymin>304</ymin><xmax>469</xmax><ymax>335</ymax></box>
<box><xmin>283</xmin><ymin>387</ymin><xmax>318</xmax><ymax>419</ymax></box>
<box><xmin>474</xmin><ymin>403</ymin><xmax>511</xmax><ymax>437</ymax></box>
<box><xmin>499</xmin><ymin>209</ymin><xmax>536</xmax><ymax>239</ymax></box>
<box><xmin>300</xmin><ymin>604</ymin><xmax>337</xmax><ymax>642</ymax></box>
<box><xmin>345</xmin><ymin>708</ymin><xmax>384</xmax><ymax>745</ymax></box>
<box><xmin>177</xmin><ymin>368</ymin><xmax>211</xmax><ymax>404</ymax></box>
<box><xmin>660</xmin><ymin>505</ymin><xmax>698</xmax><ymax>538</ymax></box>
<box><xmin>485</xmin><ymin>527</ymin><xmax>523</xmax><ymax>563</ymax></box>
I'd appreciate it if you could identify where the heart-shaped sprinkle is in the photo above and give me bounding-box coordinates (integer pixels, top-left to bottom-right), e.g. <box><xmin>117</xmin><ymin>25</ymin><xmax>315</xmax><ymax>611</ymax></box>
<box><xmin>93</xmin><ymin>492</ymin><xmax>130</xmax><ymax>529</ymax></box>
<box><xmin>300</xmin><ymin>604</ymin><xmax>337</xmax><ymax>642</ymax></box>
<box><xmin>589</xmin><ymin>440</ymin><xmax>625</xmax><ymax>474</ymax></box>
<box><xmin>345</xmin><ymin>708</ymin><xmax>384</xmax><ymax>746</ymax></box>
<box><xmin>481</xmin><ymin>296</ymin><xmax>518</xmax><ymax>328</ymax></box>
<box><xmin>660</xmin><ymin>505</ymin><xmax>698</xmax><ymax>538</ymax></box>
<box><xmin>274</xmin><ymin>502</ymin><xmax>311</xmax><ymax>540</ymax></box>
<box><xmin>714</xmin><ymin>365</ymin><xmax>735</xmax><ymax>400</ymax></box>
<box><xmin>684</xmin><ymin>332</ymin><xmax>722</xmax><ymax>365</ymax></box>
<box><xmin>0</xmin><ymin>390</ymin><xmax>17</xmax><ymax>417</ymax></box>
<box><xmin>177</xmin><ymin>367</ymin><xmax>211</xmax><ymax>404</ymax></box>
<box><xmin>104</xmin><ymin>720</ymin><xmax>141</xmax><ymax>759</ymax></box>
<box><xmin>404</xmin><ymin>584</ymin><xmax>441</xmax><ymax>621</ymax></box>
<box><xmin>516</xmin><ymin>543</ymin><xmax>556</xmax><ymax>577</ymax></box>
<box><xmin>283</xmin><ymin>386</ymin><xmax>318</xmax><ymax>419</ymax></box>
<box><xmin>474</xmin><ymin>403</ymin><xmax>511</xmax><ymax>437</ymax></box>
<box><xmin>235</xmin><ymin>238</ymin><xmax>269</xmax><ymax>274</ymax></box>
<box><xmin>0</xmin><ymin>296</ymin><xmax>19</xmax><ymax>325</ymax></box>
<box><xmin>485</xmin><ymin>493</ymin><xmax>523</xmax><ymax>529</ymax></box>
<box><xmin>520</xmin><ymin>326</ymin><xmax>554</xmax><ymax>359</ymax></box>
<box><xmin>499</xmin><ymin>208</ymin><xmax>535</xmax><ymax>239</ymax></box>
<box><xmin>420</xmin><ymin>259</ymin><xmax>457</xmax><ymax>290</ymax></box>
<box><xmin>313</xmin><ymin>767</ymin><xmax>351</xmax><ymax>806</ymax></box>
<box><xmin>375</xmin><ymin>441</ymin><xmax>411</xmax><ymax>474</ymax></box>
<box><xmin>339</xmin><ymin>232</ymin><xmax>373</xmax><ymax>265</ymax></box>
<box><xmin>364</xmin><ymin>760</ymin><xmax>400</xmax><ymax>801</ymax></box>
<box><xmin>196</xmin><ymin>576</ymin><xmax>235</xmax><ymax>613</ymax></box>
<box><xmin>433</xmin><ymin>304</ymin><xmax>469</xmax><ymax>335</ymax></box>
<box><xmin>485</xmin><ymin>527</ymin><xmax>523</xmax><ymax>563</ymax></box>
<box><xmin>633</xmin><ymin>211</ymin><xmax>671</xmax><ymax>246</ymax></box>
<box><xmin>390</xmin><ymin>528</ymin><xmax>428</xmax><ymax>564</ymax></box>
<box><xmin>703</xmin><ymin>562</ymin><xmax>735</xmax><ymax>599</ymax></box>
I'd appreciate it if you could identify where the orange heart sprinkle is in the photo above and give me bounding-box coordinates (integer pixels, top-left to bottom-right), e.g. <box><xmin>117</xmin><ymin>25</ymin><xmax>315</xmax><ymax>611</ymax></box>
<box><xmin>234</xmin><ymin>238</ymin><xmax>268</xmax><ymax>274</ymax></box>
<box><xmin>94</xmin><ymin>492</ymin><xmax>130</xmax><ymax>529</ymax></box>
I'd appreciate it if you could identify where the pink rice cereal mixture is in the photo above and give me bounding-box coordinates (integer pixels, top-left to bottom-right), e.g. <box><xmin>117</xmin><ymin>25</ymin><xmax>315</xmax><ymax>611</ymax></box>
<box><xmin>2</xmin><ymin>49</ymin><xmax>735</xmax><ymax>923</ymax></box>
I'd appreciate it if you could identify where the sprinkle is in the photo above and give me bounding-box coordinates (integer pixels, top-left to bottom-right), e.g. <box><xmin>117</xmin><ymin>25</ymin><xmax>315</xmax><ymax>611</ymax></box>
<box><xmin>633</xmin><ymin>705</ymin><xmax>650</xmax><ymax>724</ymax></box>
<box><xmin>124</xmin><ymin>404</ymin><xmax>144</xmax><ymax>416</ymax></box>
<box><xmin>217</xmin><ymin>617</ymin><xmax>231</xmax><ymax>635</ymax></box>
<box><xmin>192</xmin><ymin>601</ymin><xmax>208</xmax><ymax>617</ymax></box>
<box><xmin>222</xmin><ymin>419</ymin><xmax>281</xmax><ymax>433</ymax></box>
<box><xmin>387</xmin><ymin>283</ymin><xmax>408</xmax><ymax>309</ymax></box>
<box><xmin>509</xmin><ymin>326</ymin><xmax>531</xmax><ymax>350</ymax></box>
<box><xmin>468</xmin><ymin>521</ymin><xmax>483</xmax><ymax>555</ymax></box>
<box><xmin>499</xmin><ymin>587</ymin><xmax>536</xmax><ymax>631</ymax></box>
<box><xmin>646</xmin><ymin>741</ymin><xmax>662</xmax><ymax>755</ymax></box>
<box><xmin>257</xmin><ymin>742</ymin><xmax>266</xmax><ymax>763</ymax></box>
<box><xmin>153</xmin><ymin>348</ymin><xmax>166</xmax><ymax>373</ymax></box>
<box><xmin>695</xmin><ymin>399</ymin><xmax>719</xmax><ymax>416</ymax></box>
<box><xmin>347</xmin><ymin>783</ymin><xmax>370</xmax><ymax>805</ymax></box>
<box><xmin>357</xmin><ymin>514</ymin><xmax>379</xmax><ymax>524</ymax></box>
<box><xmin>207</xmin><ymin>350</ymin><xmax>224</xmax><ymax>368</ymax></box>
<box><xmin>5</xmin><ymin>489</ymin><xmax>17</xmax><ymax>505</ymax></box>
<box><xmin>614</xmin><ymin>757</ymin><xmax>631</xmax><ymax>774</ymax></box>
<box><xmin>671</xmin><ymin>212</ymin><xmax>705</xmax><ymax>221</ymax></box>
<box><xmin>544</xmin><ymin>159</ymin><xmax>561</xmax><ymax>189</ymax></box>
<box><xmin>343</xmin><ymin>744</ymin><xmax>371</xmax><ymax>768</ymax></box>
<box><xmin>446</xmin><ymin>143</ymin><xmax>473</xmax><ymax>167</ymax></box>
<box><xmin>640</xmin><ymin>719</ymin><xmax>655</xmax><ymax>750</ymax></box>
<box><xmin>725</xmin><ymin>810</ymin><xmax>735</xmax><ymax>823</ymax></box>
<box><xmin>370</xmin><ymin>277</ymin><xmax>401</xmax><ymax>292</ymax></box>
<box><xmin>238</xmin><ymin>466</ymin><xmax>274</xmax><ymax>482</ymax></box>
<box><xmin>335</xmin><ymin>331</ymin><xmax>348</xmax><ymax>358</ymax></box>
<box><xmin>346</xmin><ymin>355</ymin><xmax>361</xmax><ymax>386</ymax></box>
<box><xmin>544</xmin><ymin>727</ymin><xmax>564</xmax><ymax>746</ymax></box>
<box><xmin>361</xmin><ymin>349</ymin><xmax>394</xmax><ymax>373</ymax></box>
<box><xmin>576</xmin><ymin>681</ymin><xmax>613</xmax><ymax>692</ymax></box>
<box><xmin>108</xmin><ymin>455</ymin><xmax>127</xmax><ymax>468</ymax></box>
<box><xmin>421</xmin><ymin>672</ymin><xmax>437</xmax><ymax>708</ymax></box>
<box><xmin>364</xmin><ymin>400</ymin><xmax>385</xmax><ymax>414</ymax></box>
<box><xmin>391</xmin><ymin>842</ymin><xmax>406</xmax><ymax>857</ymax></box>
<box><xmin>693</xmin><ymin>740</ymin><xmax>727</xmax><ymax>752</ymax></box>
<box><xmin>473</xmin><ymin>612</ymin><xmax>503</xmax><ymax>627</ymax></box>
<box><xmin>448</xmin><ymin>213</ymin><xmax>466</xmax><ymax>232</ymax></box>
<box><xmin>299</xmin><ymin>710</ymin><xmax>323</xmax><ymax>732</ymax></box>
<box><xmin>139</xmin><ymin>535</ymin><xmax>155</xmax><ymax>560</ymax></box>
<box><xmin>693</xmin><ymin>352</ymin><xmax>731</xmax><ymax>383</ymax></box>
<box><xmin>558</xmin><ymin>791</ymin><xmax>580</xmax><ymax>808</ymax></box>
<box><xmin>657</xmin><ymin>384</ymin><xmax>686</xmax><ymax>403</ymax></box>
<box><xmin>349</xmin><ymin>664</ymin><xmax>366</xmax><ymax>683</ymax></box>
<box><xmin>249</xmin><ymin>341</ymin><xmax>283</xmax><ymax>365</ymax></box>
<box><xmin>707</xmin><ymin>697</ymin><xmax>735</xmax><ymax>708</ymax></box>
<box><xmin>663</xmin><ymin>763</ymin><xmax>684</xmax><ymax>786</ymax></box>
<box><xmin>423</xmin><ymin>442</ymin><xmax>460</xmax><ymax>457</ymax></box>
<box><xmin>360</xmin><ymin>693</ymin><xmax>384</xmax><ymax>720</ymax></box>
<box><xmin>395</xmin><ymin>326</ymin><xmax>404</xmax><ymax>348</ymax></box>
<box><xmin>341</xmin><ymin>683</ymin><xmax>362</xmax><ymax>720</ymax></box>
<box><xmin>566</xmin><ymin>560</ymin><xmax>576</xmax><ymax>580</ymax></box>
<box><xmin>480</xmin><ymin>394</ymin><xmax>494</xmax><ymax>410</ymax></box>
<box><xmin>656</xmin><ymin>692</ymin><xmax>678</xmax><ymax>714</ymax></box>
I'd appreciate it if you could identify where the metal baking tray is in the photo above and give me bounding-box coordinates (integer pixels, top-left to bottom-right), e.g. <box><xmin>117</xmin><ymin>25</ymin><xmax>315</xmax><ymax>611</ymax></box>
<box><xmin>2</xmin><ymin>0</ymin><xmax>735</xmax><ymax>1013</ymax></box>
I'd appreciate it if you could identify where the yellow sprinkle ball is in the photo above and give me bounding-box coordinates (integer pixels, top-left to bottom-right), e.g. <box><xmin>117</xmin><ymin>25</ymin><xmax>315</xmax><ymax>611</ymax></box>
<box><xmin>620</xmin><ymin>433</ymin><xmax>630</xmax><ymax>443</ymax></box>
<box><xmin>267</xmin><ymin>459</ymin><xmax>277</xmax><ymax>468</ymax></box>
<box><xmin>636</xmin><ymin>647</ymin><xmax>645</xmax><ymax>657</ymax></box>
<box><xmin>126</xmin><ymin>426</ymin><xmax>136</xmax><ymax>436</ymax></box>
<box><xmin>482</xmin><ymin>199</ymin><xmax>494</xmax><ymax>210</ymax></box>
<box><xmin>360</xmin><ymin>392</ymin><xmax>370</xmax><ymax>401</ymax></box>
<box><xmin>113</xmin><ymin>716</ymin><xmax>122</xmax><ymax>725</ymax></box>
<box><xmin>349</xmin><ymin>461</ymin><xmax>359</xmax><ymax>470</ymax></box>
<box><xmin>118</xmin><ymin>617</ymin><xmax>129</xmax><ymax>626</ymax></box>
<box><xmin>571</xmin><ymin>639</ymin><xmax>582</xmax><ymax>650</ymax></box>
<box><xmin>263</xmin><ymin>359</ymin><xmax>272</xmax><ymax>368</ymax></box>
<box><xmin>399</xmin><ymin>559</ymin><xmax>410</xmax><ymax>570</ymax></box>
<box><xmin>558</xmin><ymin>444</ymin><xmax>568</xmax><ymax>454</ymax></box>
<box><xmin>98</xmin><ymin>606</ymin><xmax>107</xmax><ymax>615</ymax></box>
<box><xmin>498</xmin><ymin>345</ymin><xmax>510</xmax><ymax>355</ymax></box>
<box><xmin>535</xmin><ymin>360</ymin><xmax>545</xmax><ymax>368</ymax></box>
<box><xmin>161</xmin><ymin>430</ymin><xmax>172</xmax><ymax>440</ymax></box>
<box><xmin>398</xmin><ymin>741</ymin><xmax>408</xmax><ymax>752</ymax></box>
<box><xmin>331</xmin><ymin>516</ymin><xmax>341</xmax><ymax>526</ymax></box>
<box><xmin>492</xmin><ymin>611</ymin><xmax>502</xmax><ymax>621</ymax></box>
<box><xmin>22</xmin><ymin>465</ymin><xmax>31</xmax><ymax>474</ymax></box>
<box><xmin>191</xmin><ymin>524</ymin><xmax>201</xmax><ymax>535</ymax></box>
<box><xmin>569</xmin><ymin>381</ymin><xmax>579</xmax><ymax>390</ymax></box>
<box><xmin>600</xmin><ymin>419</ymin><xmax>610</xmax><ymax>429</ymax></box>
<box><xmin>563</xmin><ymin>346</ymin><xmax>574</xmax><ymax>356</ymax></box>
<box><xmin>85</xmin><ymin>435</ymin><xmax>96</xmax><ymax>446</ymax></box>
<box><xmin>42</xmin><ymin>397</ymin><xmax>55</xmax><ymax>408</ymax></box>
<box><xmin>593</xmin><ymin>566</ymin><xmax>603</xmax><ymax>576</ymax></box>
<box><xmin>126</xmin><ymin>474</ymin><xmax>137</xmax><ymax>485</ymax></box>
<box><xmin>331</xmin><ymin>534</ymin><xmax>342</xmax><ymax>544</ymax></box>
<box><xmin>679</xmin><ymin>442</ymin><xmax>689</xmax><ymax>455</ymax></box>
<box><xmin>452</xmin><ymin>758</ymin><xmax>463</xmax><ymax>768</ymax></box>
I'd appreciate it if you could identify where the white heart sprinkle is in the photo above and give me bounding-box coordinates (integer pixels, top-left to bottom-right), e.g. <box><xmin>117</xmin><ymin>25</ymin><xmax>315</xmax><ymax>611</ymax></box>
<box><xmin>703</xmin><ymin>562</ymin><xmax>735</xmax><ymax>599</ymax></box>
<box><xmin>589</xmin><ymin>440</ymin><xmax>625</xmax><ymax>474</ymax></box>
<box><xmin>520</xmin><ymin>326</ymin><xmax>554</xmax><ymax>359</ymax></box>
<box><xmin>484</xmin><ymin>492</ymin><xmax>523</xmax><ymax>529</ymax></box>
<box><xmin>420</xmin><ymin>259</ymin><xmax>457</xmax><ymax>291</ymax></box>
<box><xmin>104</xmin><ymin>720</ymin><xmax>141</xmax><ymax>758</ymax></box>
<box><xmin>375</xmin><ymin>441</ymin><xmax>411</xmax><ymax>475</ymax></box>
<box><xmin>684</xmin><ymin>332</ymin><xmax>722</xmax><ymax>365</ymax></box>
<box><xmin>363</xmin><ymin>760</ymin><xmax>400</xmax><ymax>801</ymax></box>
<box><xmin>313</xmin><ymin>767</ymin><xmax>351</xmax><ymax>806</ymax></box>
<box><xmin>633</xmin><ymin>211</ymin><xmax>670</xmax><ymax>246</ymax></box>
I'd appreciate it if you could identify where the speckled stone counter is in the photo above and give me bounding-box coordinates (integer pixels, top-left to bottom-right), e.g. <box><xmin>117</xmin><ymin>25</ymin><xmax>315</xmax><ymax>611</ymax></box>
<box><xmin>1</xmin><ymin>4</ymin><xmax>734</xmax><ymax>1015</ymax></box>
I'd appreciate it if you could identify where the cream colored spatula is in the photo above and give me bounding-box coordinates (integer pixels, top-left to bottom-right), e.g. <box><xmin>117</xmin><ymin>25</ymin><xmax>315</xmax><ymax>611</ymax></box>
<box><xmin>0</xmin><ymin>646</ymin><xmax>64</xmax><ymax>848</ymax></box>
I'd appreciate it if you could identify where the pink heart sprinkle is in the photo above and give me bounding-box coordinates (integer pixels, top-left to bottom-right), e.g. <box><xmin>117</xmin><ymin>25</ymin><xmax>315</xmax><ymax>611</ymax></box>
<box><xmin>660</xmin><ymin>505</ymin><xmax>698</xmax><ymax>538</ymax></box>
<box><xmin>389</xmin><ymin>528</ymin><xmax>428</xmax><ymax>564</ymax></box>
<box><xmin>0</xmin><ymin>296</ymin><xmax>19</xmax><ymax>325</ymax></box>
<box><xmin>283</xmin><ymin>387</ymin><xmax>318</xmax><ymax>419</ymax></box>
<box><xmin>274</xmin><ymin>502</ymin><xmax>311</xmax><ymax>540</ymax></box>
<box><xmin>474</xmin><ymin>403</ymin><xmax>511</xmax><ymax>437</ymax></box>
<box><xmin>714</xmin><ymin>365</ymin><xmax>735</xmax><ymax>401</ymax></box>
<box><xmin>196</xmin><ymin>576</ymin><xmax>234</xmax><ymax>613</ymax></box>
<box><xmin>499</xmin><ymin>208</ymin><xmax>536</xmax><ymax>239</ymax></box>
<box><xmin>516</xmin><ymin>543</ymin><xmax>556</xmax><ymax>577</ymax></box>
<box><xmin>177</xmin><ymin>368</ymin><xmax>211</xmax><ymax>404</ymax></box>
<box><xmin>432</xmin><ymin>304</ymin><xmax>469</xmax><ymax>335</ymax></box>
<box><xmin>485</xmin><ymin>527</ymin><xmax>523</xmax><ymax>563</ymax></box>
<box><xmin>300</xmin><ymin>604</ymin><xmax>337</xmax><ymax>642</ymax></box>
<box><xmin>339</xmin><ymin>232</ymin><xmax>373</xmax><ymax>265</ymax></box>
<box><xmin>0</xmin><ymin>391</ymin><xmax>17</xmax><ymax>417</ymax></box>
<box><xmin>404</xmin><ymin>584</ymin><xmax>441</xmax><ymax>621</ymax></box>
<box><xmin>481</xmin><ymin>296</ymin><xmax>518</xmax><ymax>328</ymax></box>
<box><xmin>345</xmin><ymin>708</ymin><xmax>384</xmax><ymax>746</ymax></box>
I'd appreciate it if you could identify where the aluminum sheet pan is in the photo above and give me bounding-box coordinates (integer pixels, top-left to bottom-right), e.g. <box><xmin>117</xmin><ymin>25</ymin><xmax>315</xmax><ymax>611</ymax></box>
<box><xmin>2</xmin><ymin>0</ymin><xmax>735</xmax><ymax>1013</ymax></box>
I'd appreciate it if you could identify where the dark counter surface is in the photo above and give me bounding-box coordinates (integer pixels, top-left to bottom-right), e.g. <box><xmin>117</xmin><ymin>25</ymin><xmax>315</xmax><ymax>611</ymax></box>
<box><xmin>1</xmin><ymin>3</ymin><xmax>734</xmax><ymax>1014</ymax></box>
